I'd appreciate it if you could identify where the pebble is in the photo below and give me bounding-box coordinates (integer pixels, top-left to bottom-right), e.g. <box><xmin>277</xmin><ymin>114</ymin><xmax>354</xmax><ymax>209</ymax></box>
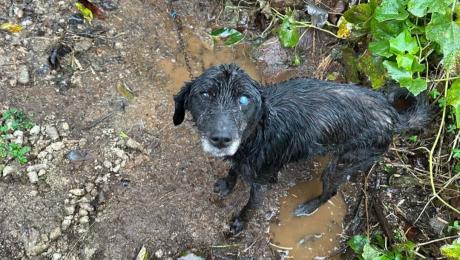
<box><xmin>61</xmin><ymin>218</ymin><xmax>72</xmax><ymax>231</ymax></box>
<box><xmin>37</xmin><ymin>151</ymin><xmax>48</xmax><ymax>159</ymax></box>
<box><xmin>29</xmin><ymin>125</ymin><xmax>40</xmax><ymax>135</ymax></box>
<box><xmin>113</xmin><ymin>147</ymin><xmax>127</xmax><ymax>160</ymax></box>
<box><xmin>155</xmin><ymin>249</ymin><xmax>164</xmax><ymax>258</ymax></box>
<box><xmin>29</xmin><ymin>242</ymin><xmax>49</xmax><ymax>256</ymax></box>
<box><xmin>85</xmin><ymin>183</ymin><xmax>95</xmax><ymax>193</ymax></box>
<box><xmin>74</xmin><ymin>39</ymin><xmax>92</xmax><ymax>52</ymax></box>
<box><xmin>62</xmin><ymin>122</ymin><xmax>70</xmax><ymax>131</ymax></box>
<box><xmin>79</xmin><ymin>209</ymin><xmax>88</xmax><ymax>216</ymax></box>
<box><xmin>80</xmin><ymin>203</ymin><xmax>94</xmax><ymax>212</ymax></box>
<box><xmin>27</xmin><ymin>171</ymin><xmax>39</xmax><ymax>184</ymax></box>
<box><xmin>13</xmin><ymin>130</ymin><xmax>24</xmax><ymax>144</ymax></box>
<box><xmin>126</xmin><ymin>138</ymin><xmax>144</xmax><ymax>151</ymax></box>
<box><xmin>49</xmin><ymin>227</ymin><xmax>61</xmax><ymax>240</ymax></box>
<box><xmin>103</xmin><ymin>160</ymin><xmax>112</xmax><ymax>169</ymax></box>
<box><xmin>52</xmin><ymin>253</ymin><xmax>62</xmax><ymax>260</ymax></box>
<box><xmin>46</xmin><ymin>126</ymin><xmax>60</xmax><ymax>140</ymax></box>
<box><xmin>29</xmin><ymin>190</ymin><xmax>38</xmax><ymax>196</ymax></box>
<box><xmin>17</xmin><ymin>65</ymin><xmax>30</xmax><ymax>84</ymax></box>
<box><xmin>69</xmin><ymin>189</ymin><xmax>85</xmax><ymax>197</ymax></box>
<box><xmin>2</xmin><ymin>165</ymin><xmax>17</xmax><ymax>177</ymax></box>
<box><xmin>38</xmin><ymin>169</ymin><xmax>46</xmax><ymax>176</ymax></box>
<box><xmin>79</xmin><ymin>216</ymin><xmax>89</xmax><ymax>224</ymax></box>
<box><xmin>50</xmin><ymin>142</ymin><xmax>65</xmax><ymax>151</ymax></box>
<box><xmin>27</xmin><ymin>163</ymin><xmax>47</xmax><ymax>172</ymax></box>
<box><xmin>64</xmin><ymin>205</ymin><xmax>75</xmax><ymax>215</ymax></box>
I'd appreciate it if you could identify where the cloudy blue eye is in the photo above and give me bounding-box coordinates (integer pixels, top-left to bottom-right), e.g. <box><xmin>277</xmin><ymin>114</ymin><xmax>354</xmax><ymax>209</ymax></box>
<box><xmin>239</xmin><ymin>95</ymin><xmax>250</xmax><ymax>106</ymax></box>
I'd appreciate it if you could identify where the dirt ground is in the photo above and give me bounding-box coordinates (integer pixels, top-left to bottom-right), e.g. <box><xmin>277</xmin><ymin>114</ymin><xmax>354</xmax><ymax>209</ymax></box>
<box><xmin>2</xmin><ymin>0</ymin><xmax>455</xmax><ymax>259</ymax></box>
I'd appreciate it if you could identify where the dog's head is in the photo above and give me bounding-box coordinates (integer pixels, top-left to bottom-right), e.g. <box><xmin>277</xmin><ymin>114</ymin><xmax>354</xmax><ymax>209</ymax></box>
<box><xmin>173</xmin><ymin>64</ymin><xmax>263</xmax><ymax>157</ymax></box>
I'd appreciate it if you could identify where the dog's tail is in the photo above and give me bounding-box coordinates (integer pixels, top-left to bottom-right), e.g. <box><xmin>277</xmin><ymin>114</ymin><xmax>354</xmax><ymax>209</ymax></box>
<box><xmin>386</xmin><ymin>87</ymin><xmax>432</xmax><ymax>133</ymax></box>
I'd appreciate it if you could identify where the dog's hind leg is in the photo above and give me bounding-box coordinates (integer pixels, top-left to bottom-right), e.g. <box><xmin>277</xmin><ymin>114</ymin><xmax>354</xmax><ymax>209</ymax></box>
<box><xmin>214</xmin><ymin>167</ymin><xmax>239</xmax><ymax>197</ymax></box>
<box><xmin>294</xmin><ymin>154</ymin><xmax>378</xmax><ymax>217</ymax></box>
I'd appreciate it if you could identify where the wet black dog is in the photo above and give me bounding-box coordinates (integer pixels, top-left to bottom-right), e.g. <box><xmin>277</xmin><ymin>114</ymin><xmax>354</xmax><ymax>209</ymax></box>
<box><xmin>173</xmin><ymin>64</ymin><xmax>430</xmax><ymax>234</ymax></box>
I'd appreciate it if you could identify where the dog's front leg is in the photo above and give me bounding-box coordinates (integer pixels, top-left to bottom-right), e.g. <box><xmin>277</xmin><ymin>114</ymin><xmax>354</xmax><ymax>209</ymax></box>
<box><xmin>230</xmin><ymin>182</ymin><xmax>266</xmax><ymax>234</ymax></box>
<box><xmin>214</xmin><ymin>167</ymin><xmax>239</xmax><ymax>197</ymax></box>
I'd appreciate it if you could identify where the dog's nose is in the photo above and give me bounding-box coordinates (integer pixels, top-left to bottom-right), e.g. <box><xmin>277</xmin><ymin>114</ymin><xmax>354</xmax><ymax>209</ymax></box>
<box><xmin>209</xmin><ymin>133</ymin><xmax>233</xmax><ymax>148</ymax></box>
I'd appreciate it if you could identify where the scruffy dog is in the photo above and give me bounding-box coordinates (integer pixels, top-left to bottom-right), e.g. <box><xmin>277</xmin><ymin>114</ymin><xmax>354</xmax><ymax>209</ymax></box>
<box><xmin>173</xmin><ymin>64</ymin><xmax>429</xmax><ymax>234</ymax></box>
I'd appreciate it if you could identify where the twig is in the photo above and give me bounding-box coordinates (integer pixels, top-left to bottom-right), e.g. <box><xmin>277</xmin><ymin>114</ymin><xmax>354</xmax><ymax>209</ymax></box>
<box><xmin>268</xmin><ymin>242</ymin><xmax>293</xmax><ymax>250</ymax></box>
<box><xmin>417</xmin><ymin>234</ymin><xmax>460</xmax><ymax>247</ymax></box>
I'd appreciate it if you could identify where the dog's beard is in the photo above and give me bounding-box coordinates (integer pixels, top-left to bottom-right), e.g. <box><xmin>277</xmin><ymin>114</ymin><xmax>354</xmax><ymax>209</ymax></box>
<box><xmin>201</xmin><ymin>137</ymin><xmax>241</xmax><ymax>157</ymax></box>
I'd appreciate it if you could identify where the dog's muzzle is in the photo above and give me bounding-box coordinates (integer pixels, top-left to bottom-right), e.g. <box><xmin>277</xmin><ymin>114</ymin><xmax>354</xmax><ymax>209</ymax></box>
<box><xmin>201</xmin><ymin>137</ymin><xmax>241</xmax><ymax>157</ymax></box>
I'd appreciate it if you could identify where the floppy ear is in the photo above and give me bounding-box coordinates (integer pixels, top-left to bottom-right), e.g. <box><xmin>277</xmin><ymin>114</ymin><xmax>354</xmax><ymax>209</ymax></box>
<box><xmin>173</xmin><ymin>82</ymin><xmax>192</xmax><ymax>125</ymax></box>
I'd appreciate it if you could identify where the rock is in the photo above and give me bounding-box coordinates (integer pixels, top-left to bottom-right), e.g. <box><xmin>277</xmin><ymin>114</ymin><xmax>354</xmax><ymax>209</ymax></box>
<box><xmin>79</xmin><ymin>203</ymin><xmax>94</xmax><ymax>212</ymax></box>
<box><xmin>61</xmin><ymin>218</ymin><xmax>72</xmax><ymax>231</ymax></box>
<box><xmin>69</xmin><ymin>189</ymin><xmax>85</xmax><ymax>196</ymax></box>
<box><xmin>79</xmin><ymin>209</ymin><xmax>88</xmax><ymax>216</ymax></box>
<box><xmin>13</xmin><ymin>130</ymin><xmax>24</xmax><ymax>144</ymax></box>
<box><xmin>29</xmin><ymin>242</ymin><xmax>49</xmax><ymax>256</ymax></box>
<box><xmin>64</xmin><ymin>205</ymin><xmax>75</xmax><ymax>215</ymax></box>
<box><xmin>37</xmin><ymin>151</ymin><xmax>48</xmax><ymax>159</ymax></box>
<box><xmin>61</xmin><ymin>122</ymin><xmax>70</xmax><ymax>131</ymax></box>
<box><xmin>178</xmin><ymin>253</ymin><xmax>204</xmax><ymax>260</ymax></box>
<box><xmin>27</xmin><ymin>171</ymin><xmax>39</xmax><ymax>184</ymax></box>
<box><xmin>17</xmin><ymin>65</ymin><xmax>30</xmax><ymax>84</ymax></box>
<box><xmin>85</xmin><ymin>183</ymin><xmax>95</xmax><ymax>193</ymax></box>
<box><xmin>50</xmin><ymin>141</ymin><xmax>65</xmax><ymax>151</ymax></box>
<box><xmin>46</xmin><ymin>126</ymin><xmax>60</xmax><ymax>140</ymax></box>
<box><xmin>429</xmin><ymin>217</ymin><xmax>446</xmax><ymax>235</ymax></box>
<box><xmin>126</xmin><ymin>138</ymin><xmax>144</xmax><ymax>151</ymax></box>
<box><xmin>155</xmin><ymin>249</ymin><xmax>163</xmax><ymax>258</ymax></box>
<box><xmin>70</xmin><ymin>73</ymin><xmax>82</xmax><ymax>88</ymax></box>
<box><xmin>38</xmin><ymin>169</ymin><xmax>46</xmax><ymax>176</ymax></box>
<box><xmin>83</xmin><ymin>247</ymin><xmax>97</xmax><ymax>260</ymax></box>
<box><xmin>113</xmin><ymin>148</ymin><xmax>127</xmax><ymax>160</ymax></box>
<box><xmin>29</xmin><ymin>125</ymin><xmax>40</xmax><ymax>135</ymax></box>
<box><xmin>2</xmin><ymin>165</ymin><xmax>17</xmax><ymax>177</ymax></box>
<box><xmin>74</xmin><ymin>39</ymin><xmax>92</xmax><ymax>52</ymax></box>
<box><xmin>27</xmin><ymin>163</ymin><xmax>47</xmax><ymax>172</ymax></box>
<box><xmin>103</xmin><ymin>160</ymin><xmax>112</xmax><ymax>169</ymax></box>
<box><xmin>49</xmin><ymin>227</ymin><xmax>61</xmax><ymax>240</ymax></box>
<box><xmin>79</xmin><ymin>216</ymin><xmax>89</xmax><ymax>224</ymax></box>
<box><xmin>52</xmin><ymin>253</ymin><xmax>62</xmax><ymax>260</ymax></box>
<box><xmin>30</xmin><ymin>190</ymin><xmax>38</xmax><ymax>196</ymax></box>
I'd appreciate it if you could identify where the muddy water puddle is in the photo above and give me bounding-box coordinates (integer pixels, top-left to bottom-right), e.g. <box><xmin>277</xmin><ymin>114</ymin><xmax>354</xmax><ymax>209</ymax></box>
<box><xmin>159</xmin><ymin>36</ymin><xmax>260</xmax><ymax>93</ymax></box>
<box><xmin>270</xmin><ymin>179</ymin><xmax>346</xmax><ymax>259</ymax></box>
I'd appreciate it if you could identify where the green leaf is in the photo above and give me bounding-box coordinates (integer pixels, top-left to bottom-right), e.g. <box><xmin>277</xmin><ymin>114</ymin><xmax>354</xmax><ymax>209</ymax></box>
<box><xmin>211</xmin><ymin>28</ymin><xmax>244</xmax><ymax>46</ymax></box>
<box><xmin>278</xmin><ymin>17</ymin><xmax>300</xmax><ymax>48</ymax></box>
<box><xmin>440</xmin><ymin>238</ymin><xmax>460</xmax><ymax>258</ymax></box>
<box><xmin>389</xmin><ymin>30</ymin><xmax>419</xmax><ymax>55</ymax></box>
<box><xmin>383</xmin><ymin>60</ymin><xmax>412</xmax><ymax>80</ymax></box>
<box><xmin>370</xmin><ymin>18</ymin><xmax>405</xmax><ymax>40</ymax></box>
<box><xmin>75</xmin><ymin>2</ymin><xmax>93</xmax><ymax>23</ymax></box>
<box><xmin>408</xmin><ymin>135</ymin><xmax>418</xmax><ymax>142</ymax></box>
<box><xmin>348</xmin><ymin>235</ymin><xmax>369</xmax><ymax>254</ymax></box>
<box><xmin>344</xmin><ymin>3</ymin><xmax>374</xmax><ymax>24</ymax></box>
<box><xmin>400</xmin><ymin>78</ymin><xmax>427</xmax><ymax>96</ymax></box>
<box><xmin>292</xmin><ymin>53</ymin><xmax>301</xmax><ymax>66</ymax></box>
<box><xmin>396</xmin><ymin>54</ymin><xmax>415</xmax><ymax>70</ymax></box>
<box><xmin>369</xmin><ymin>40</ymin><xmax>392</xmax><ymax>57</ymax></box>
<box><xmin>362</xmin><ymin>243</ymin><xmax>388</xmax><ymax>260</ymax></box>
<box><xmin>407</xmin><ymin>0</ymin><xmax>453</xmax><ymax>17</ymax></box>
<box><xmin>358</xmin><ymin>52</ymin><xmax>387</xmax><ymax>88</ymax></box>
<box><xmin>448</xmin><ymin>220</ymin><xmax>460</xmax><ymax>233</ymax></box>
<box><xmin>426</xmin><ymin>12</ymin><xmax>460</xmax><ymax>70</ymax></box>
<box><xmin>447</xmin><ymin>79</ymin><xmax>460</xmax><ymax>128</ymax></box>
<box><xmin>374</xmin><ymin>0</ymin><xmax>409</xmax><ymax>22</ymax></box>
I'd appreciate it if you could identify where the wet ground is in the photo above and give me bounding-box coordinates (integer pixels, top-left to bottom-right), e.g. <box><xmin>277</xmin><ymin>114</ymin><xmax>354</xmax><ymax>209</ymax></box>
<box><xmin>0</xmin><ymin>1</ymin><xmax>354</xmax><ymax>259</ymax></box>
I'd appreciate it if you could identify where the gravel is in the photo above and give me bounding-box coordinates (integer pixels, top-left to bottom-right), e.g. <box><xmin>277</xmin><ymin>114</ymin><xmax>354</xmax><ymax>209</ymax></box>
<box><xmin>45</xmin><ymin>126</ymin><xmax>60</xmax><ymax>140</ymax></box>
<box><xmin>27</xmin><ymin>171</ymin><xmax>39</xmax><ymax>184</ymax></box>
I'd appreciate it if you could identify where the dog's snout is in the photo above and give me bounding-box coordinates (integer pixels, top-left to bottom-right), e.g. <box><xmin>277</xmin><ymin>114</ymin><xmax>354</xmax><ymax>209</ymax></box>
<box><xmin>209</xmin><ymin>133</ymin><xmax>233</xmax><ymax>148</ymax></box>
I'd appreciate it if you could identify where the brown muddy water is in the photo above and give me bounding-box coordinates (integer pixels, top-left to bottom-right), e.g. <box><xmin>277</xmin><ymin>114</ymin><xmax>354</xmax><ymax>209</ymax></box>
<box><xmin>160</xmin><ymin>35</ymin><xmax>346</xmax><ymax>259</ymax></box>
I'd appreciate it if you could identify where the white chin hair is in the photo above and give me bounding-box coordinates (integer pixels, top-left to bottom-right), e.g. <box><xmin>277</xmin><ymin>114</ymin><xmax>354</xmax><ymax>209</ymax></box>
<box><xmin>202</xmin><ymin>138</ymin><xmax>241</xmax><ymax>157</ymax></box>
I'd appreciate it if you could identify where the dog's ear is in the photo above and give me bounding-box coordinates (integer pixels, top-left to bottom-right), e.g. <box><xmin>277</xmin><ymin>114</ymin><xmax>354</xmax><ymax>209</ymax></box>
<box><xmin>173</xmin><ymin>82</ymin><xmax>192</xmax><ymax>125</ymax></box>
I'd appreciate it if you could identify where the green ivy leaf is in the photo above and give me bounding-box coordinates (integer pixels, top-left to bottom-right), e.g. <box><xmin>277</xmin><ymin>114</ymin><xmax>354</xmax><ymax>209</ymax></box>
<box><xmin>389</xmin><ymin>30</ymin><xmax>419</xmax><ymax>55</ymax></box>
<box><xmin>383</xmin><ymin>60</ymin><xmax>412</xmax><ymax>80</ymax></box>
<box><xmin>358</xmin><ymin>52</ymin><xmax>386</xmax><ymax>88</ymax></box>
<box><xmin>369</xmin><ymin>40</ymin><xmax>392</xmax><ymax>57</ymax></box>
<box><xmin>396</xmin><ymin>53</ymin><xmax>415</xmax><ymax>70</ymax></box>
<box><xmin>400</xmin><ymin>77</ymin><xmax>427</xmax><ymax>96</ymax></box>
<box><xmin>370</xmin><ymin>18</ymin><xmax>405</xmax><ymax>40</ymax></box>
<box><xmin>344</xmin><ymin>3</ymin><xmax>374</xmax><ymax>24</ymax></box>
<box><xmin>348</xmin><ymin>235</ymin><xmax>369</xmax><ymax>254</ymax></box>
<box><xmin>426</xmin><ymin>12</ymin><xmax>460</xmax><ymax>70</ymax></box>
<box><xmin>447</xmin><ymin>79</ymin><xmax>460</xmax><ymax>128</ymax></box>
<box><xmin>407</xmin><ymin>0</ymin><xmax>453</xmax><ymax>17</ymax></box>
<box><xmin>362</xmin><ymin>243</ymin><xmax>389</xmax><ymax>260</ymax></box>
<box><xmin>278</xmin><ymin>16</ymin><xmax>300</xmax><ymax>48</ymax></box>
<box><xmin>211</xmin><ymin>28</ymin><xmax>244</xmax><ymax>46</ymax></box>
<box><xmin>440</xmin><ymin>238</ymin><xmax>460</xmax><ymax>258</ymax></box>
<box><xmin>374</xmin><ymin>0</ymin><xmax>409</xmax><ymax>22</ymax></box>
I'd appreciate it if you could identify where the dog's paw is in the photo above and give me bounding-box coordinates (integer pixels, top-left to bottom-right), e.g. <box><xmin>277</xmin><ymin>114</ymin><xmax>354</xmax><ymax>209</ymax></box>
<box><xmin>293</xmin><ymin>200</ymin><xmax>320</xmax><ymax>217</ymax></box>
<box><xmin>213</xmin><ymin>178</ymin><xmax>233</xmax><ymax>197</ymax></box>
<box><xmin>229</xmin><ymin>217</ymin><xmax>245</xmax><ymax>235</ymax></box>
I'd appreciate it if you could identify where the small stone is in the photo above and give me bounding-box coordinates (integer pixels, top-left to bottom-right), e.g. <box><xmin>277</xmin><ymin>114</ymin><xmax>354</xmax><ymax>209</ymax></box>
<box><xmin>62</xmin><ymin>122</ymin><xmax>70</xmax><ymax>131</ymax></box>
<box><xmin>61</xmin><ymin>219</ymin><xmax>72</xmax><ymax>230</ymax></box>
<box><xmin>155</xmin><ymin>249</ymin><xmax>163</xmax><ymax>258</ymax></box>
<box><xmin>49</xmin><ymin>227</ymin><xmax>62</xmax><ymax>240</ymax></box>
<box><xmin>113</xmin><ymin>147</ymin><xmax>127</xmax><ymax>159</ymax></box>
<box><xmin>70</xmin><ymin>74</ymin><xmax>82</xmax><ymax>88</ymax></box>
<box><xmin>79</xmin><ymin>203</ymin><xmax>94</xmax><ymax>212</ymax></box>
<box><xmin>78</xmin><ymin>196</ymin><xmax>90</xmax><ymax>203</ymax></box>
<box><xmin>52</xmin><ymin>253</ymin><xmax>62</xmax><ymax>260</ymax></box>
<box><xmin>29</xmin><ymin>190</ymin><xmax>38</xmax><ymax>196</ymax></box>
<box><xmin>126</xmin><ymin>138</ymin><xmax>144</xmax><ymax>151</ymax></box>
<box><xmin>17</xmin><ymin>65</ymin><xmax>30</xmax><ymax>84</ymax></box>
<box><xmin>79</xmin><ymin>216</ymin><xmax>89</xmax><ymax>224</ymax></box>
<box><xmin>46</xmin><ymin>126</ymin><xmax>60</xmax><ymax>140</ymax></box>
<box><xmin>13</xmin><ymin>130</ymin><xmax>24</xmax><ymax>144</ymax></box>
<box><xmin>103</xmin><ymin>160</ymin><xmax>112</xmax><ymax>169</ymax></box>
<box><xmin>79</xmin><ymin>209</ymin><xmax>88</xmax><ymax>216</ymax></box>
<box><xmin>38</xmin><ymin>169</ymin><xmax>46</xmax><ymax>176</ymax></box>
<box><xmin>69</xmin><ymin>189</ymin><xmax>85</xmax><ymax>197</ymax></box>
<box><xmin>114</xmin><ymin>42</ymin><xmax>123</xmax><ymax>49</ymax></box>
<box><xmin>2</xmin><ymin>165</ymin><xmax>16</xmax><ymax>177</ymax></box>
<box><xmin>50</xmin><ymin>142</ymin><xmax>65</xmax><ymax>151</ymax></box>
<box><xmin>64</xmin><ymin>205</ymin><xmax>75</xmax><ymax>215</ymax></box>
<box><xmin>27</xmin><ymin>164</ymin><xmax>47</xmax><ymax>172</ymax></box>
<box><xmin>85</xmin><ymin>183</ymin><xmax>95</xmax><ymax>193</ymax></box>
<box><xmin>74</xmin><ymin>39</ymin><xmax>92</xmax><ymax>52</ymax></box>
<box><xmin>27</xmin><ymin>171</ymin><xmax>39</xmax><ymax>184</ymax></box>
<box><xmin>37</xmin><ymin>151</ymin><xmax>48</xmax><ymax>159</ymax></box>
<box><xmin>29</xmin><ymin>242</ymin><xmax>49</xmax><ymax>256</ymax></box>
<box><xmin>29</xmin><ymin>125</ymin><xmax>41</xmax><ymax>135</ymax></box>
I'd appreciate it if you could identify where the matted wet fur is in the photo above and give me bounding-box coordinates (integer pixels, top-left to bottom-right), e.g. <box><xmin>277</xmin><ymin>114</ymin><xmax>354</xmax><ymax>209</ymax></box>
<box><xmin>173</xmin><ymin>64</ymin><xmax>430</xmax><ymax>234</ymax></box>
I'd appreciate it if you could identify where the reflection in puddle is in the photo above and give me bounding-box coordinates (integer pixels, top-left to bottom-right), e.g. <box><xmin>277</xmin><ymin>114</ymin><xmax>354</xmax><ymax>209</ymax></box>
<box><xmin>270</xmin><ymin>179</ymin><xmax>346</xmax><ymax>259</ymax></box>
<box><xmin>159</xmin><ymin>36</ymin><xmax>260</xmax><ymax>93</ymax></box>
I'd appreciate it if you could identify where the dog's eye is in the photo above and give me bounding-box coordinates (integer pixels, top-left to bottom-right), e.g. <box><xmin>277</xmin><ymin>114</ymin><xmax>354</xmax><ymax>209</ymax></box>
<box><xmin>201</xmin><ymin>92</ymin><xmax>210</xmax><ymax>98</ymax></box>
<box><xmin>239</xmin><ymin>95</ymin><xmax>250</xmax><ymax>106</ymax></box>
